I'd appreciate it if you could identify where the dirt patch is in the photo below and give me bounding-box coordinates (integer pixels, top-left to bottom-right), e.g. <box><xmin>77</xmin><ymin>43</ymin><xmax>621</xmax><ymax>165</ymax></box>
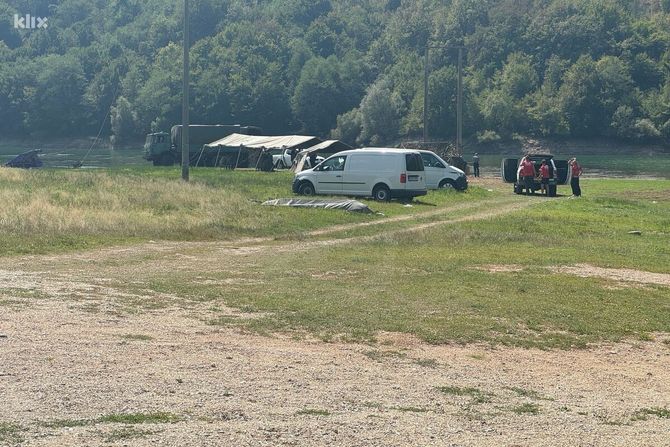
<box><xmin>6</xmin><ymin>198</ymin><xmax>668</xmax><ymax>445</ymax></box>
<box><xmin>306</xmin><ymin>198</ymin><xmax>502</xmax><ymax>237</ymax></box>
<box><xmin>1</xmin><ymin>303</ymin><xmax>669</xmax><ymax>447</ymax></box>
<box><xmin>474</xmin><ymin>264</ymin><xmax>525</xmax><ymax>273</ymax></box>
<box><xmin>550</xmin><ymin>264</ymin><xmax>670</xmax><ymax>287</ymax></box>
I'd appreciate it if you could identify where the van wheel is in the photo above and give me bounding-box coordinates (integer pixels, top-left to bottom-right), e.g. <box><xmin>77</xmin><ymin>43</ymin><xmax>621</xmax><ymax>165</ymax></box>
<box><xmin>372</xmin><ymin>185</ymin><xmax>391</xmax><ymax>202</ymax></box>
<box><xmin>439</xmin><ymin>179</ymin><xmax>455</xmax><ymax>189</ymax></box>
<box><xmin>298</xmin><ymin>181</ymin><xmax>315</xmax><ymax>196</ymax></box>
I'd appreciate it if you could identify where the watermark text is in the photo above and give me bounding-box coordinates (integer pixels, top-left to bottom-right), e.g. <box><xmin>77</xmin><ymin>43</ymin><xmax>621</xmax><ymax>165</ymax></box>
<box><xmin>14</xmin><ymin>14</ymin><xmax>48</xmax><ymax>30</ymax></box>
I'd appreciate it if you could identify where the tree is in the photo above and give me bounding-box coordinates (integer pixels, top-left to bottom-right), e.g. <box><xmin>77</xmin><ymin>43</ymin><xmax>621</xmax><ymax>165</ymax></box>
<box><xmin>558</xmin><ymin>56</ymin><xmax>602</xmax><ymax>136</ymax></box>
<box><xmin>110</xmin><ymin>96</ymin><xmax>138</xmax><ymax>147</ymax></box>
<box><xmin>331</xmin><ymin>108</ymin><xmax>362</xmax><ymax>146</ymax></box>
<box><xmin>23</xmin><ymin>54</ymin><xmax>87</xmax><ymax>136</ymax></box>
<box><xmin>358</xmin><ymin>78</ymin><xmax>403</xmax><ymax>145</ymax></box>
<box><xmin>292</xmin><ymin>56</ymin><xmax>349</xmax><ymax>135</ymax></box>
<box><xmin>499</xmin><ymin>53</ymin><xmax>538</xmax><ymax>99</ymax></box>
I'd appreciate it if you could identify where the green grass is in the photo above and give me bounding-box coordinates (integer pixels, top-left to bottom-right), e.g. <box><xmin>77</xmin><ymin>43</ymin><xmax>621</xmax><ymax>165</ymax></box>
<box><xmin>363</xmin><ymin>349</ymin><xmax>407</xmax><ymax>362</ymax></box>
<box><xmin>393</xmin><ymin>406</ymin><xmax>429</xmax><ymax>413</ymax></box>
<box><xmin>511</xmin><ymin>403</ymin><xmax>541</xmax><ymax>415</ymax></box>
<box><xmin>0</xmin><ymin>167</ymin><xmax>487</xmax><ymax>256</ymax></box>
<box><xmin>437</xmin><ymin>386</ymin><xmax>494</xmax><ymax>403</ymax></box>
<box><xmin>632</xmin><ymin>407</ymin><xmax>670</xmax><ymax>420</ymax></box>
<box><xmin>142</xmin><ymin>178</ymin><xmax>670</xmax><ymax>349</ymax></box>
<box><xmin>505</xmin><ymin>387</ymin><xmax>554</xmax><ymax>401</ymax></box>
<box><xmin>414</xmin><ymin>358</ymin><xmax>438</xmax><ymax>368</ymax></box>
<box><xmin>44</xmin><ymin>412</ymin><xmax>179</xmax><ymax>428</ymax></box>
<box><xmin>0</xmin><ymin>422</ymin><xmax>23</xmax><ymax>445</ymax></box>
<box><xmin>5</xmin><ymin>169</ymin><xmax>669</xmax><ymax>351</ymax></box>
<box><xmin>120</xmin><ymin>334</ymin><xmax>154</xmax><ymax>342</ymax></box>
<box><xmin>295</xmin><ymin>409</ymin><xmax>330</xmax><ymax>416</ymax></box>
<box><xmin>103</xmin><ymin>427</ymin><xmax>157</xmax><ymax>442</ymax></box>
<box><xmin>97</xmin><ymin>412</ymin><xmax>179</xmax><ymax>424</ymax></box>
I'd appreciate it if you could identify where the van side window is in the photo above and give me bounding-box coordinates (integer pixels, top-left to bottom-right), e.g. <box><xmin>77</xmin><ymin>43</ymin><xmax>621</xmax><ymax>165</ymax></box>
<box><xmin>321</xmin><ymin>156</ymin><xmax>346</xmax><ymax>171</ymax></box>
<box><xmin>405</xmin><ymin>154</ymin><xmax>424</xmax><ymax>171</ymax></box>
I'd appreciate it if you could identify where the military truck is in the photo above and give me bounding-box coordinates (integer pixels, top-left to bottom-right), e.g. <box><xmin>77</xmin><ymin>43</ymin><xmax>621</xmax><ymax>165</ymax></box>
<box><xmin>144</xmin><ymin>124</ymin><xmax>262</xmax><ymax>166</ymax></box>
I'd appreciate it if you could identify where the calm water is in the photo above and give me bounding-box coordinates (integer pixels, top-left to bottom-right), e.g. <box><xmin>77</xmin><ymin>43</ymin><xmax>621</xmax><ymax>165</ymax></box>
<box><xmin>1</xmin><ymin>145</ymin><xmax>668</xmax><ymax>178</ymax></box>
<box><xmin>462</xmin><ymin>152</ymin><xmax>670</xmax><ymax>179</ymax></box>
<box><xmin>0</xmin><ymin>147</ymin><xmax>146</xmax><ymax>168</ymax></box>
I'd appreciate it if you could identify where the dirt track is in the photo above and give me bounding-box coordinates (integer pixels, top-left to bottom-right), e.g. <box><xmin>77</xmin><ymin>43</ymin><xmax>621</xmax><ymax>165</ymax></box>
<box><xmin>1</xmin><ymin>196</ymin><xmax>669</xmax><ymax>446</ymax></box>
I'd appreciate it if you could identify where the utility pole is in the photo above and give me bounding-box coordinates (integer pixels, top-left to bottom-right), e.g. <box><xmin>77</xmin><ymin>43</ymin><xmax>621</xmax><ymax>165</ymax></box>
<box><xmin>423</xmin><ymin>47</ymin><xmax>429</xmax><ymax>143</ymax></box>
<box><xmin>181</xmin><ymin>0</ymin><xmax>190</xmax><ymax>181</ymax></box>
<box><xmin>456</xmin><ymin>47</ymin><xmax>463</xmax><ymax>154</ymax></box>
<box><xmin>423</xmin><ymin>45</ymin><xmax>465</xmax><ymax>150</ymax></box>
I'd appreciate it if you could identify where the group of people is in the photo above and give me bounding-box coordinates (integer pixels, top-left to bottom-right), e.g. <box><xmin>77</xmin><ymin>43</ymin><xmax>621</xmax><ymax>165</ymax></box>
<box><xmin>517</xmin><ymin>155</ymin><xmax>583</xmax><ymax>197</ymax></box>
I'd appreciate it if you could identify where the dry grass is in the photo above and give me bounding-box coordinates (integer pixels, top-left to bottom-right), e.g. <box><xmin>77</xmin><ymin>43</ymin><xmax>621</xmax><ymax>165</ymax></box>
<box><xmin>0</xmin><ymin>167</ymin><xmax>490</xmax><ymax>255</ymax></box>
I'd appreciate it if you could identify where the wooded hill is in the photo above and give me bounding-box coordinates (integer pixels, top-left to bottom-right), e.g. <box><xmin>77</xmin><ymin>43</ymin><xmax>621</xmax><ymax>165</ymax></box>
<box><xmin>2</xmin><ymin>0</ymin><xmax>670</xmax><ymax>147</ymax></box>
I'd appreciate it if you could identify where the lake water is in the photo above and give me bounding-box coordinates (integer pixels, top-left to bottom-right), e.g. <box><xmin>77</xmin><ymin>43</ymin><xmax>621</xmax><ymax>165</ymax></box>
<box><xmin>0</xmin><ymin>146</ymin><xmax>146</xmax><ymax>168</ymax></box>
<box><xmin>1</xmin><ymin>145</ymin><xmax>668</xmax><ymax>178</ymax></box>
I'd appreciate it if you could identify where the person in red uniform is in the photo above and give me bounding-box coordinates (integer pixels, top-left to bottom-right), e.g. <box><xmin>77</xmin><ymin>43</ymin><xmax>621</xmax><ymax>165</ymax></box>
<box><xmin>539</xmin><ymin>159</ymin><xmax>550</xmax><ymax>196</ymax></box>
<box><xmin>569</xmin><ymin>158</ymin><xmax>583</xmax><ymax>197</ymax></box>
<box><xmin>519</xmin><ymin>156</ymin><xmax>535</xmax><ymax>195</ymax></box>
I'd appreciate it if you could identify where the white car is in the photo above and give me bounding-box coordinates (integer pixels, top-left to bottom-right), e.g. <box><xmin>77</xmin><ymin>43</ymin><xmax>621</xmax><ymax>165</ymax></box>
<box><xmin>417</xmin><ymin>150</ymin><xmax>468</xmax><ymax>190</ymax></box>
<box><xmin>293</xmin><ymin>148</ymin><xmax>427</xmax><ymax>201</ymax></box>
<box><xmin>272</xmin><ymin>148</ymin><xmax>323</xmax><ymax>169</ymax></box>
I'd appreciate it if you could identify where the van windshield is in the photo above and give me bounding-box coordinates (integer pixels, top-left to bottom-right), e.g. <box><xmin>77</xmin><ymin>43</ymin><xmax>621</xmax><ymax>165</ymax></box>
<box><xmin>405</xmin><ymin>153</ymin><xmax>424</xmax><ymax>171</ymax></box>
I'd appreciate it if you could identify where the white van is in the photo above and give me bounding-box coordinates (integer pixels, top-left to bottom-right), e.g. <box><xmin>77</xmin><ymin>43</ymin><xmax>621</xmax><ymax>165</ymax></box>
<box><xmin>292</xmin><ymin>148</ymin><xmax>427</xmax><ymax>201</ymax></box>
<box><xmin>417</xmin><ymin>150</ymin><xmax>468</xmax><ymax>190</ymax></box>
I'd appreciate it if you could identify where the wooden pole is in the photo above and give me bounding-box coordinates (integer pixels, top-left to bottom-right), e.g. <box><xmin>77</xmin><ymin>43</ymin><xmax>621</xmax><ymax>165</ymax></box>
<box><xmin>181</xmin><ymin>0</ymin><xmax>190</xmax><ymax>181</ymax></box>
<box><xmin>423</xmin><ymin>46</ymin><xmax>429</xmax><ymax>143</ymax></box>
<box><xmin>457</xmin><ymin>47</ymin><xmax>463</xmax><ymax>154</ymax></box>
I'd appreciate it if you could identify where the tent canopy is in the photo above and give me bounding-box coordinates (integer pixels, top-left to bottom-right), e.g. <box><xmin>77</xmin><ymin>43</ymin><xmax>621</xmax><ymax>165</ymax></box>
<box><xmin>292</xmin><ymin>140</ymin><xmax>353</xmax><ymax>172</ymax></box>
<box><xmin>205</xmin><ymin>133</ymin><xmax>321</xmax><ymax>151</ymax></box>
<box><xmin>299</xmin><ymin>140</ymin><xmax>353</xmax><ymax>155</ymax></box>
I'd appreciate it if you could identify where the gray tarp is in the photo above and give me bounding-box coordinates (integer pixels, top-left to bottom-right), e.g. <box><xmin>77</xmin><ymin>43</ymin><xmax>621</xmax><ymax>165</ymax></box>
<box><xmin>291</xmin><ymin>140</ymin><xmax>353</xmax><ymax>172</ymax></box>
<box><xmin>262</xmin><ymin>198</ymin><xmax>373</xmax><ymax>213</ymax></box>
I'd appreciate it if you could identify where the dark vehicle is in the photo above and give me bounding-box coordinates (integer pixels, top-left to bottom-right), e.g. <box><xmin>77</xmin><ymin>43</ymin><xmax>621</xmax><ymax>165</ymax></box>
<box><xmin>501</xmin><ymin>154</ymin><xmax>571</xmax><ymax>196</ymax></box>
<box><xmin>144</xmin><ymin>124</ymin><xmax>262</xmax><ymax>166</ymax></box>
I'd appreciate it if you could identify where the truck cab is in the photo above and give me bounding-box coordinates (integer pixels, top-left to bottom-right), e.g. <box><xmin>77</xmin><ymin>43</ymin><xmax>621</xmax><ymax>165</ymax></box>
<box><xmin>143</xmin><ymin>132</ymin><xmax>171</xmax><ymax>166</ymax></box>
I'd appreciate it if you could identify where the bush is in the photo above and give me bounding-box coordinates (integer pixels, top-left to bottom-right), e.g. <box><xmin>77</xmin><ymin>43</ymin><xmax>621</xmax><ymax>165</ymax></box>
<box><xmin>476</xmin><ymin>130</ymin><xmax>501</xmax><ymax>144</ymax></box>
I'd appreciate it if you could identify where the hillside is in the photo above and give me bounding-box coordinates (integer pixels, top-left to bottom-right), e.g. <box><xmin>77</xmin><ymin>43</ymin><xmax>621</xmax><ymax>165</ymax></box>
<box><xmin>2</xmin><ymin>0</ymin><xmax>670</xmax><ymax>149</ymax></box>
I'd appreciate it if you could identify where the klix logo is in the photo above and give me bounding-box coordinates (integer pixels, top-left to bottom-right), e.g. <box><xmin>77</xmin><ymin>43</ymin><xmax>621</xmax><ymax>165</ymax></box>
<box><xmin>14</xmin><ymin>14</ymin><xmax>48</xmax><ymax>29</ymax></box>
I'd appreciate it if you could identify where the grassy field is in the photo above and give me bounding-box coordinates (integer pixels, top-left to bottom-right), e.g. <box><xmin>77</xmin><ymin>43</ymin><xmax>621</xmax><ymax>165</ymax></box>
<box><xmin>2</xmin><ymin>165</ymin><xmax>669</xmax><ymax>349</ymax></box>
<box><xmin>134</xmin><ymin>177</ymin><xmax>669</xmax><ymax>349</ymax></box>
<box><xmin>0</xmin><ymin>167</ymin><xmax>492</xmax><ymax>255</ymax></box>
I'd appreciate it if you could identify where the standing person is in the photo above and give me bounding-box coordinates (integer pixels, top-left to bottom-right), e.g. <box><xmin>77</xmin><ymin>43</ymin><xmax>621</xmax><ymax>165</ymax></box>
<box><xmin>308</xmin><ymin>151</ymin><xmax>318</xmax><ymax>169</ymax></box>
<box><xmin>472</xmin><ymin>153</ymin><xmax>480</xmax><ymax>177</ymax></box>
<box><xmin>569</xmin><ymin>158</ymin><xmax>583</xmax><ymax>197</ymax></box>
<box><xmin>539</xmin><ymin>159</ymin><xmax>550</xmax><ymax>196</ymax></box>
<box><xmin>520</xmin><ymin>156</ymin><xmax>535</xmax><ymax>195</ymax></box>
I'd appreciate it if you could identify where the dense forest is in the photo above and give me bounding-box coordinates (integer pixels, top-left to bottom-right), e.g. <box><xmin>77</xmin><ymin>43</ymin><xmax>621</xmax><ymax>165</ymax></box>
<box><xmin>2</xmin><ymin>0</ymin><xmax>670</xmax><ymax>147</ymax></box>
